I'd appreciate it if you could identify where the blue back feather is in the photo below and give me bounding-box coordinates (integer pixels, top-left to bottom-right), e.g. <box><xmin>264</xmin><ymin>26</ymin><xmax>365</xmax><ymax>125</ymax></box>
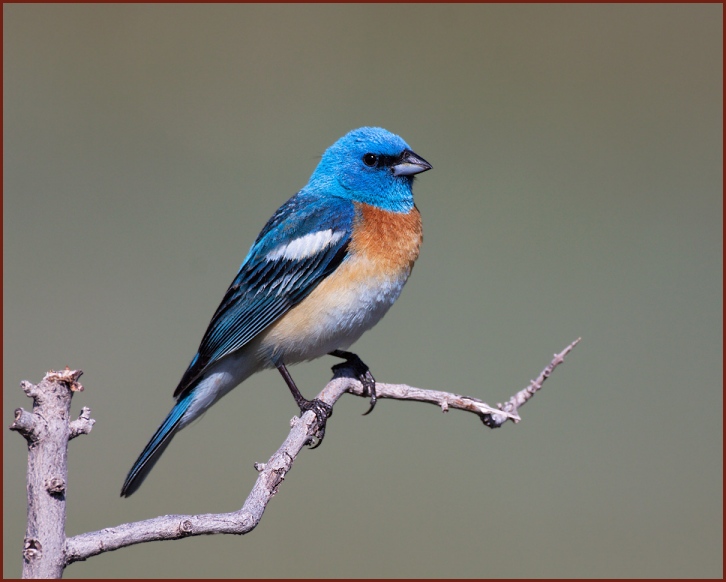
<box><xmin>173</xmin><ymin>195</ymin><xmax>355</xmax><ymax>398</ymax></box>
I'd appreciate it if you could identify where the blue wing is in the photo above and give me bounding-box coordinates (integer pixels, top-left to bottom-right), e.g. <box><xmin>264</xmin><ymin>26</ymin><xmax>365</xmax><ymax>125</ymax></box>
<box><xmin>173</xmin><ymin>192</ymin><xmax>355</xmax><ymax>399</ymax></box>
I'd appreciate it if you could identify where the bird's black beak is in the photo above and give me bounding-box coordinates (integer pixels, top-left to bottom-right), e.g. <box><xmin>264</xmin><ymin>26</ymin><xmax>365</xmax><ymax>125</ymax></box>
<box><xmin>392</xmin><ymin>149</ymin><xmax>432</xmax><ymax>176</ymax></box>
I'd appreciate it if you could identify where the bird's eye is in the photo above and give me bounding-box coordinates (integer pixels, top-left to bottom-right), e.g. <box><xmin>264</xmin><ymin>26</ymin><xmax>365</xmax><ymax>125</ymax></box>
<box><xmin>363</xmin><ymin>153</ymin><xmax>378</xmax><ymax>167</ymax></box>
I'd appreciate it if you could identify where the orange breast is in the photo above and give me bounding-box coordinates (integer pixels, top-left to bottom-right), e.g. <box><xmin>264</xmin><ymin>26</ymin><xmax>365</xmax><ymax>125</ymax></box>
<box><xmin>255</xmin><ymin>203</ymin><xmax>423</xmax><ymax>364</ymax></box>
<box><xmin>349</xmin><ymin>202</ymin><xmax>423</xmax><ymax>277</ymax></box>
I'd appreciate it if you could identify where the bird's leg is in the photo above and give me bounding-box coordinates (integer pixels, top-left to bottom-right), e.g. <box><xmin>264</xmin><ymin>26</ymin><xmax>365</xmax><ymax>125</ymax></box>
<box><xmin>277</xmin><ymin>363</ymin><xmax>332</xmax><ymax>448</ymax></box>
<box><xmin>329</xmin><ymin>349</ymin><xmax>377</xmax><ymax>415</ymax></box>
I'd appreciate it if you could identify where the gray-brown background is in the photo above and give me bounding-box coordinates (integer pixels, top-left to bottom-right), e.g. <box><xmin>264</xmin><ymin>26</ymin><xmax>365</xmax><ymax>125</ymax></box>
<box><xmin>4</xmin><ymin>4</ymin><xmax>722</xmax><ymax>578</ymax></box>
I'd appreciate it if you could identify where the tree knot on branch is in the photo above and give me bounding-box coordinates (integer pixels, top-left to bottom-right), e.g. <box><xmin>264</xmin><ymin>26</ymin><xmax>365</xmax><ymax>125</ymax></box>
<box><xmin>480</xmin><ymin>410</ymin><xmax>512</xmax><ymax>428</ymax></box>
<box><xmin>45</xmin><ymin>476</ymin><xmax>67</xmax><ymax>496</ymax></box>
<box><xmin>23</xmin><ymin>538</ymin><xmax>42</xmax><ymax>563</ymax></box>
<box><xmin>264</xmin><ymin>457</ymin><xmax>291</xmax><ymax>496</ymax></box>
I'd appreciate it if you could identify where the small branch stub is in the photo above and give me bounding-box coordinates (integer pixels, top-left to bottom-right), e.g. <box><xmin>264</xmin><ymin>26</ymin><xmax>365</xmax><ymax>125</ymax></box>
<box><xmin>69</xmin><ymin>407</ymin><xmax>95</xmax><ymax>440</ymax></box>
<box><xmin>9</xmin><ymin>408</ymin><xmax>39</xmax><ymax>442</ymax></box>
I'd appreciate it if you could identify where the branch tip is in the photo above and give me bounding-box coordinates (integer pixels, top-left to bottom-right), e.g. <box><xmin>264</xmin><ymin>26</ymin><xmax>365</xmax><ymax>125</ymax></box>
<box><xmin>44</xmin><ymin>368</ymin><xmax>84</xmax><ymax>392</ymax></box>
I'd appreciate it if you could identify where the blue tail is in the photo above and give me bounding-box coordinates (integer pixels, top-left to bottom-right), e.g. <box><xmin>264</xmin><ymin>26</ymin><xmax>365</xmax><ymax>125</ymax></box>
<box><xmin>120</xmin><ymin>391</ymin><xmax>196</xmax><ymax>497</ymax></box>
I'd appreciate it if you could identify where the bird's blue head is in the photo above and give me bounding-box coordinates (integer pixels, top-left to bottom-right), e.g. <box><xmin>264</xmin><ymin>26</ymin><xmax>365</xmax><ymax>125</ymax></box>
<box><xmin>306</xmin><ymin>127</ymin><xmax>431</xmax><ymax>213</ymax></box>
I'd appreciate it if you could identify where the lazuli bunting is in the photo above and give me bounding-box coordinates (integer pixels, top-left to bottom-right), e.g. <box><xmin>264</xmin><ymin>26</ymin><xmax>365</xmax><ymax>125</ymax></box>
<box><xmin>121</xmin><ymin>127</ymin><xmax>431</xmax><ymax>497</ymax></box>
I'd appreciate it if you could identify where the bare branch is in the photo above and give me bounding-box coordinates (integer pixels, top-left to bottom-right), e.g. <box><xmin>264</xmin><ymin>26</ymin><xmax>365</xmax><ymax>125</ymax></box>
<box><xmin>64</xmin><ymin>338</ymin><xmax>579</xmax><ymax>565</ymax></box>
<box><xmin>10</xmin><ymin>368</ymin><xmax>92</xmax><ymax>579</ymax></box>
<box><xmin>484</xmin><ymin>336</ymin><xmax>582</xmax><ymax>427</ymax></box>
<box><xmin>334</xmin><ymin>337</ymin><xmax>582</xmax><ymax>428</ymax></box>
<box><xmin>65</xmin><ymin>413</ymin><xmax>318</xmax><ymax>564</ymax></box>
<box><xmin>69</xmin><ymin>407</ymin><xmax>95</xmax><ymax>440</ymax></box>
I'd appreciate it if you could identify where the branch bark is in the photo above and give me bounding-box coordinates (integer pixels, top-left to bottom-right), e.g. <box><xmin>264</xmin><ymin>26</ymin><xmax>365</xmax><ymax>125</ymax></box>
<box><xmin>9</xmin><ymin>368</ymin><xmax>94</xmax><ymax>579</ymax></box>
<box><xmin>10</xmin><ymin>338</ymin><xmax>580</xmax><ymax>576</ymax></box>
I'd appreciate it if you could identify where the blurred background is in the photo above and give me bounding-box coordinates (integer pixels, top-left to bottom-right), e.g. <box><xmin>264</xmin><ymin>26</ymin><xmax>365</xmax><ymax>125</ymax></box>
<box><xmin>3</xmin><ymin>4</ymin><xmax>722</xmax><ymax>578</ymax></box>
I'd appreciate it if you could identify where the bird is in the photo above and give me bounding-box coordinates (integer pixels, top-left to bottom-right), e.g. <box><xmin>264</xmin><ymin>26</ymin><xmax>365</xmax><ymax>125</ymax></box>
<box><xmin>120</xmin><ymin>127</ymin><xmax>431</xmax><ymax>497</ymax></box>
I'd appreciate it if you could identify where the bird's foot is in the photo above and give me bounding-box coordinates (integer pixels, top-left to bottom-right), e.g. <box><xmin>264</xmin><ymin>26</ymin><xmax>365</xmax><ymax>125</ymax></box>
<box><xmin>329</xmin><ymin>350</ymin><xmax>377</xmax><ymax>415</ymax></box>
<box><xmin>277</xmin><ymin>363</ymin><xmax>333</xmax><ymax>448</ymax></box>
<box><xmin>298</xmin><ymin>398</ymin><xmax>333</xmax><ymax>449</ymax></box>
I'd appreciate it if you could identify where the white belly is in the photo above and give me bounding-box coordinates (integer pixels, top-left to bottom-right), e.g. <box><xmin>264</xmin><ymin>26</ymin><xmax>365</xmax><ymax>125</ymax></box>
<box><xmin>256</xmin><ymin>261</ymin><xmax>412</xmax><ymax>365</ymax></box>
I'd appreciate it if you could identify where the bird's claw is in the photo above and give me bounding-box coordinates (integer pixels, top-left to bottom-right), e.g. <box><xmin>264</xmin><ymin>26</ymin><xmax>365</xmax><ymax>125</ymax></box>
<box><xmin>360</xmin><ymin>370</ymin><xmax>377</xmax><ymax>415</ymax></box>
<box><xmin>330</xmin><ymin>350</ymin><xmax>377</xmax><ymax>415</ymax></box>
<box><xmin>299</xmin><ymin>398</ymin><xmax>333</xmax><ymax>448</ymax></box>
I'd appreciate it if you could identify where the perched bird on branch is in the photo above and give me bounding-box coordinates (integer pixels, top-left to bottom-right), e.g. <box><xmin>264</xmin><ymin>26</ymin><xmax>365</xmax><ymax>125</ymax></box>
<box><xmin>121</xmin><ymin>127</ymin><xmax>431</xmax><ymax>497</ymax></box>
